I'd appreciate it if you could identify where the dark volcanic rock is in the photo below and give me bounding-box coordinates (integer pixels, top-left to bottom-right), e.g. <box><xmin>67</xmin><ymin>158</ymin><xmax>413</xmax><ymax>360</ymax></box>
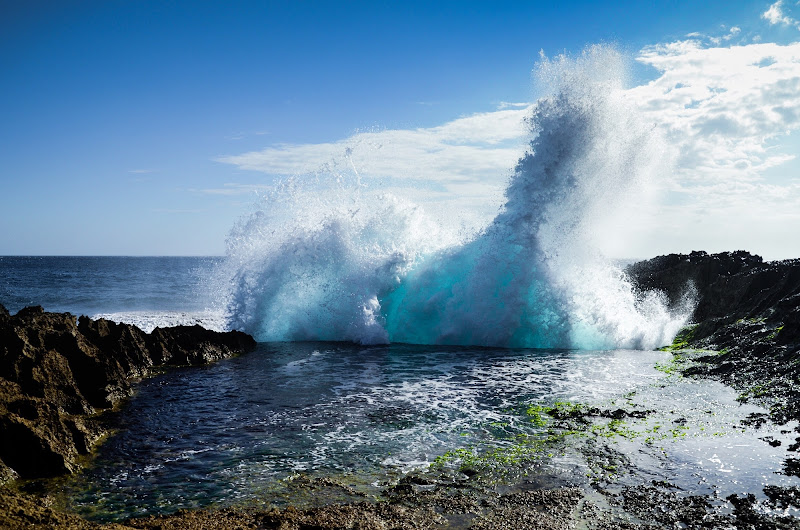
<box><xmin>626</xmin><ymin>250</ymin><xmax>765</xmax><ymax>322</ymax></box>
<box><xmin>147</xmin><ymin>324</ymin><xmax>256</xmax><ymax>365</ymax></box>
<box><xmin>0</xmin><ymin>304</ymin><xmax>255</xmax><ymax>480</ymax></box>
<box><xmin>627</xmin><ymin>250</ymin><xmax>800</xmax><ymax>342</ymax></box>
<box><xmin>627</xmin><ymin>251</ymin><xmax>800</xmax><ymax>424</ymax></box>
<box><xmin>7</xmin><ymin>257</ymin><xmax>800</xmax><ymax>528</ymax></box>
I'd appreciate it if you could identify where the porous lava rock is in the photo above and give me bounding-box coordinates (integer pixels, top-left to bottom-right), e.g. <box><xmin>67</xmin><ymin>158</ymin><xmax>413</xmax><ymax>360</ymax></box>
<box><xmin>0</xmin><ymin>305</ymin><xmax>255</xmax><ymax>480</ymax></box>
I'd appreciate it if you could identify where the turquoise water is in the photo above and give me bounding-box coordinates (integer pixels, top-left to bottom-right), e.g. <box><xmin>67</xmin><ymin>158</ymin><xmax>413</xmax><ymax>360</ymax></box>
<box><xmin>7</xmin><ymin>49</ymin><xmax>796</xmax><ymax>524</ymax></box>
<box><xmin>222</xmin><ymin>48</ymin><xmax>689</xmax><ymax>351</ymax></box>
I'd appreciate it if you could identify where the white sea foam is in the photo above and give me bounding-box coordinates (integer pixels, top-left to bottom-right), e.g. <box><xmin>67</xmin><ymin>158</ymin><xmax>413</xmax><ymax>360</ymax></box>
<box><xmin>219</xmin><ymin>46</ymin><xmax>692</xmax><ymax>349</ymax></box>
<box><xmin>92</xmin><ymin>310</ymin><xmax>227</xmax><ymax>334</ymax></box>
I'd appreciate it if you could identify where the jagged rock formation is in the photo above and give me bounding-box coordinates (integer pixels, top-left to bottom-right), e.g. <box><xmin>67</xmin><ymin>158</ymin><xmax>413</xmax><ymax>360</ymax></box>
<box><xmin>627</xmin><ymin>251</ymin><xmax>800</xmax><ymax>423</ymax></box>
<box><xmin>0</xmin><ymin>305</ymin><xmax>256</xmax><ymax>481</ymax></box>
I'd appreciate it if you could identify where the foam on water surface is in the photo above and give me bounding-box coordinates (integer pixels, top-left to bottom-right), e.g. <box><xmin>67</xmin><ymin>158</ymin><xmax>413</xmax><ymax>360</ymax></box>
<box><xmin>61</xmin><ymin>343</ymin><xmax>800</xmax><ymax>521</ymax></box>
<box><xmin>92</xmin><ymin>310</ymin><xmax>227</xmax><ymax>333</ymax></box>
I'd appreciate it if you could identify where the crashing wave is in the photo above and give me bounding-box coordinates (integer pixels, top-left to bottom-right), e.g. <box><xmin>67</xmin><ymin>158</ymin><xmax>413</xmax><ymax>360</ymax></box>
<box><xmin>220</xmin><ymin>45</ymin><xmax>691</xmax><ymax>349</ymax></box>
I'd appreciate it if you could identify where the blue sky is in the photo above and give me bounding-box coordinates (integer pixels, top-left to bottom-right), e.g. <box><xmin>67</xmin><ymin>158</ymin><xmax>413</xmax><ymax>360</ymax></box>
<box><xmin>2</xmin><ymin>1</ymin><xmax>800</xmax><ymax>257</ymax></box>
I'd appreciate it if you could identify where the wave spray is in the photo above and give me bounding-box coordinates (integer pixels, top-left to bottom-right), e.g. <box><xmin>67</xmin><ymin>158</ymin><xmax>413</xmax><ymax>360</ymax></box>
<box><xmin>221</xmin><ymin>46</ymin><xmax>691</xmax><ymax>349</ymax></box>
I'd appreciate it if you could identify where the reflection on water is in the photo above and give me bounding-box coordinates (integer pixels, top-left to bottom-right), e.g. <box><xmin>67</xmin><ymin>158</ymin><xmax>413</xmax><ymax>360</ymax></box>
<box><xmin>61</xmin><ymin>343</ymin><xmax>799</xmax><ymax>521</ymax></box>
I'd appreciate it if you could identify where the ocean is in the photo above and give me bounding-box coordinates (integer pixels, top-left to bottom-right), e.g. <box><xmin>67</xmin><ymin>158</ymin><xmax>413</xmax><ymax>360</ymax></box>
<box><xmin>220</xmin><ymin>48</ymin><xmax>687</xmax><ymax>351</ymax></box>
<box><xmin>0</xmin><ymin>256</ymin><xmax>226</xmax><ymax>332</ymax></box>
<box><xmin>2</xmin><ymin>255</ymin><xmax>799</xmax><ymax>522</ymax></box>
<box><xmin>2</xmin><ymin>48</ymin><xmax>798</xmax><ymax>522</ymax></box>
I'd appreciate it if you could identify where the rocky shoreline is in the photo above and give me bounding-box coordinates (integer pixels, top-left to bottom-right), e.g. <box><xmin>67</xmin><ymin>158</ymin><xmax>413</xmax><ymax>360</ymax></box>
<box><xmin>0</xmin><ymin>305</ymin><xmax>256</xmax><ymax>483</ymax></box>
<box><xmin>2</xmin><ymin>250</ymin><xmax>800</xmax><ymax>529</ymax></box>
<box><xmin>626</xmin><ymin>250</ymin><xmax>800</xmax><ymax>425</ymax></box>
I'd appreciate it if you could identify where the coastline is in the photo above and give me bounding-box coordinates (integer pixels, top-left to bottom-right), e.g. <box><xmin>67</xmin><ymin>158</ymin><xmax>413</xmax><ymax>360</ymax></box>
<box><xmin>2</xmin><ymin>250</ymin><xmax>800</xmax><ymax>528</ymax></box>
<box><xmin>0</xmin><ymin>305</ymin><xmax>256</xmax><ymax>482</ymax></box>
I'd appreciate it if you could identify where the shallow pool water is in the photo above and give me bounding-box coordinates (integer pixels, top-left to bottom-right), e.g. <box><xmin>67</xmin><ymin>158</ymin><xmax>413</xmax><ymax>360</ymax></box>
<box><xmin>59</xmin><ymin>343</ymin><xmax>800</xmax><ymax>521</ymax></box>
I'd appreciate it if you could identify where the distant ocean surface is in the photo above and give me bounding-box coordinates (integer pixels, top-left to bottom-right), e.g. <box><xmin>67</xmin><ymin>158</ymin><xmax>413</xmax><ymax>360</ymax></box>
<box><xmin>0</xmin><ymin>256</ymin><xmax>226</xmax><ymax>332</ymax></box>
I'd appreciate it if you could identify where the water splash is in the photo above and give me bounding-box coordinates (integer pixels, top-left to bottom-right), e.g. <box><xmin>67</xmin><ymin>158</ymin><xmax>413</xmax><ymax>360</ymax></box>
<box><xmin>221</xmin><ymin>46</ymin><xmax>691</xmax><ymax>349</ymax></box>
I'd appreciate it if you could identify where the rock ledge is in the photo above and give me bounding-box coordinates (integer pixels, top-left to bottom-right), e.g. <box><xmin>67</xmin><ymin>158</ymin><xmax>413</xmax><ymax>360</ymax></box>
<box><xmin>0</xmin><ymin>304</ymin><xmax>256</xmax><ymax>481</ymax></box>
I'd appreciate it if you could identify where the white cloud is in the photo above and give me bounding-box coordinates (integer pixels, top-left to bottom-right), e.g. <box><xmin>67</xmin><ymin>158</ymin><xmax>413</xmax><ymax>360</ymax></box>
<box><xmin>193</xmin><ymin>183</ymin><xmax>273</xmax><ymax>196</ymax></box>
<box><xmin>610</xmin><ymin>38</ymin><xmax>800</xmax><ymax>259</ymax></box>
<box><xmin>762</xmin><ymin>1</ymin><xmax>796</xmax><ymax>26</ymax></box>
<box><xmin>603</xmin><ymin>177</ymin><xmax>800</xmax><ymax>260</ymax></box>
<box><xmin>496</xmin><ymin>101</ymin><xmax>530</xmax><ymax>109</ymax></box>
<box><xmin>217</xmin><ymin>107</ymin><xmax>531</xmax><ymax>214</ymax></box>
<box><xmin>218</xmin><ymin>36</ymin><xmax>800</xmax><ymax>260</ymax></box>
<box><xmin>630</xmin><ymin>40</ymin><xmax>800</xmax><ymax>183</ymax></box>
<box><xmin>721</xmin><ymin>25</ymin><xmax>741</xmax><ymax>42</ymax></box>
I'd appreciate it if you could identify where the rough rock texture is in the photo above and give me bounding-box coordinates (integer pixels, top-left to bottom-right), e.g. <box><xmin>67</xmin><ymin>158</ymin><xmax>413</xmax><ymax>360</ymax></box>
<box><xmin>0</xmin><ymin>305</ymin><xmax>256</xmax><ymax>480</ymax></box>
<box><xmin>627</xmin><ymin>250</ymin><xmax>763</xmax><ymax>321</ymax></box>
<box><xmin>626</xmin><ymin>250</ymin><xmax>800</xmax><ymax>340</ymax></box>
<box><xmin>0</xmin><ymin>487</ymin><xmax>130</xmax><ymax>530</ymax></box>
<box><xmin>0</xmin><ymin>484</ymin><xmax>584</xmax><ymax>530</ymax></box>
<box><xmin>627</xmin><ymin>250</ymin><xmax>800</xmax><ymax>423</ymax></box>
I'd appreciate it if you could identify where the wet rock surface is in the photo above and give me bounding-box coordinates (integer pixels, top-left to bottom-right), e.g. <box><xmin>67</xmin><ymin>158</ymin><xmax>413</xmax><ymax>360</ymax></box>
<box><xmin>0</xmin><ymin>304</ymin><xmax>256</xmax><ymax>481</ymax></box>
<box><xmin>627</xmin><ymin>251</ymin><xmax>800</xmax><ymax>425</ymax></box>
<box><xmin>624</xmin><ymin>250</ymin><xmax>800</xmax><ymax>528</ymax></box>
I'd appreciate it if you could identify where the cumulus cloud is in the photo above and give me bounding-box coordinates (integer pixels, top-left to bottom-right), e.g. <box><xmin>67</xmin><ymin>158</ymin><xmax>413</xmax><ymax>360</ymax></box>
<box><xmin>762</xmin><ymin>1</ymin><xmax>796</xmax><ymax>26</ymax></box>
<box><xmin>631</xmin><ymin>40</ymin><xmax>800</xmax><ymax>184</ymax></box>
<box><xmin>612</xmin><ymin>38</ymin><xmax>800</xmax><ymax>259</ymax></box>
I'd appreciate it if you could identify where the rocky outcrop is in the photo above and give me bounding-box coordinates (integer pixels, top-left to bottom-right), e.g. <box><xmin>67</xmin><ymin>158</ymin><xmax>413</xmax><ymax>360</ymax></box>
<box><xmin>0</xmin><ymin>305</ymin><xmax>256</xmax><ymax>480</ymax></box>
<box><xmin>626</xmin><ymin>250</ymin><xmax>766</xmax><ymax>323</ymax></box>
<box><xmin>627</xmin><ymin>251</ymin><xmax>800</xmax><ymax>423</ymax></box>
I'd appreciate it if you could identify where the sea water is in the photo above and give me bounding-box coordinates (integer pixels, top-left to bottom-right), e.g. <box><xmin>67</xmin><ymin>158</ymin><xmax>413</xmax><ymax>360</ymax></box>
<box><xmin>221</xmin><ymin>47</ymin><xmax>690</xmax><ymax>350</ymax></box>
<box><xmin>56</xmin><ymin>342</ymin><xmax>800</xmax><ymax>521</ymax></box>
<box><xmin>0</xmin><ymin>256</ymin><xmax>226</xmax><ymax>331</ymax></box>
<box><xmin>4</xmin><ymin>46</ymin><xmax>798</xmax><ymax>521</ymax></box>
<box><xmin>1</xmin><ymin>257</ymin><xmax>796</xmax><ymax>521</ymax></box>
